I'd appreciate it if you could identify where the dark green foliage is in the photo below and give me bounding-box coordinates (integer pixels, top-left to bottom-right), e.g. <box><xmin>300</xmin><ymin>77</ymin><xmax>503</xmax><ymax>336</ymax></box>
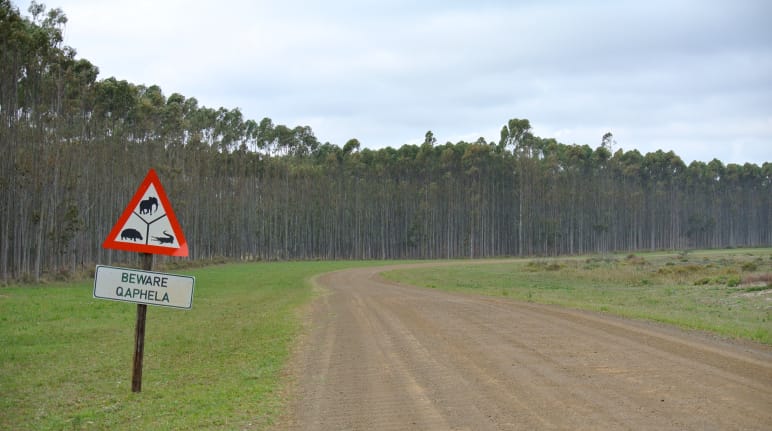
<box><xmin>744</xmin><ymin>285</ymin><xmax>771</xmax><ymax>293</ymax></box>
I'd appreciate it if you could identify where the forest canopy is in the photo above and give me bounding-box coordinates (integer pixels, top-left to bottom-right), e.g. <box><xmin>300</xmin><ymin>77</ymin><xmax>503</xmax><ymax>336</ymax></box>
<box><xmin>1</xmin><ymin>1</ymin><xmax>770</xmax><ymax>282</ymax></box>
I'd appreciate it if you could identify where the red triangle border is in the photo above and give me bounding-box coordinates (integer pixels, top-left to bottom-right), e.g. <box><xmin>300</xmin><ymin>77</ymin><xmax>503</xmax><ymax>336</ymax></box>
<box><xmin>102</xmin><ymin>169</ymin><xmax>189</xmax><ymax>257</ymax></box>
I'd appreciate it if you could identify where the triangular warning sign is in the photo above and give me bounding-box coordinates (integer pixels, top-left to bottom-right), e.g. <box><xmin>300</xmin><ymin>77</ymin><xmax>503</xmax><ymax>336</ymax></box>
<box><xmin>103</xmin><ymin>169</ymin><xmax>189</xmax><ymax>257</ymax></box>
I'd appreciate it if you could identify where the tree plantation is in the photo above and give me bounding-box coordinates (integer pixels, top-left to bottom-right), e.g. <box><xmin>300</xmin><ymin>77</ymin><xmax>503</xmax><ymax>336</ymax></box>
<box><xmin>1</xmin><ymin>1</ymin><xmax>770</xmax><ymax>282</ymax></box>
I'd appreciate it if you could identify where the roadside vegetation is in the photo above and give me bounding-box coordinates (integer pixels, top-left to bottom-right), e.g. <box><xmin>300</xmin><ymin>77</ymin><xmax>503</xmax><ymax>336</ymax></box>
<box><xmin>1</xmin><ymin>250</ymin><xmax>770</xmax><ymax>429</ymax></box>
<box><xmin>0</xmin><ymin>260</ymin><xmax>381</xmax><ymax>431</ymax></box>
<box><xmin>383</xmin><ymin>249</ymin><xmax>772</xmax><ymax>344</ymax></box>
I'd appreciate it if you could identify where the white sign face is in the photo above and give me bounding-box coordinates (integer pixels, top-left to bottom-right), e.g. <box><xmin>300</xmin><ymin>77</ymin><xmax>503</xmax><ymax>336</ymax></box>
<box><xmin>93</xmin><ymin>265</ymin><xmax>195</xmax><ymax>309</ymax></box>
<box><xmin>113</xmin><ymin>183</ymin><xmax>179</xmax><ymax>249</ymax></box>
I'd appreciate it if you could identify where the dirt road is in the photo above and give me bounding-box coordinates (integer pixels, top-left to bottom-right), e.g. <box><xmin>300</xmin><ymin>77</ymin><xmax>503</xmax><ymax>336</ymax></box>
<box><xmin>280</xmin><ymin>264</ymin><xmax>772</xmax><ymax>430</ymax></box>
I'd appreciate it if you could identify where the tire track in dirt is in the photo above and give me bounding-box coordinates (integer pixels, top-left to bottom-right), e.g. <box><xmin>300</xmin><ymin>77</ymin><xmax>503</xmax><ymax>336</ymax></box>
<box><xmin>280</xmin><ymin>264</ymin><xmax>772</xmax><ymax>430</ymax></box>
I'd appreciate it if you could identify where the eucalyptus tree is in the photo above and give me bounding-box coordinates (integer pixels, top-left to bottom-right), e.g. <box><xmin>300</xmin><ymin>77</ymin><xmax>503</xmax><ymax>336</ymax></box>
<box><xmin>2</xmin><ymin>0</ymin><xmax>769</xmax><ymax>282</ymax></box>
<box><xmin>498</xmin><ymin>118</ymin><xmax>533</xmax><ymax>255</ymax></box>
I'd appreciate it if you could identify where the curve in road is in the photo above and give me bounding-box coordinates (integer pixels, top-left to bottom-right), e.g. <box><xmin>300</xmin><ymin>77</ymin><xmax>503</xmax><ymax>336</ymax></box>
<box><xmin>280</xmin><ymin>264</ymin><xmax>772</xmax><ymax>430</ymax></box>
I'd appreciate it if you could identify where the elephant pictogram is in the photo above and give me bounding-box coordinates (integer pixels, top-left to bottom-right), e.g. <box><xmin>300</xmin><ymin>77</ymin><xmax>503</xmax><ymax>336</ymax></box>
<box><xmin>139</xmin><ymin>196</ymin><xmax>158</xmax><ymax>215</ymax></box>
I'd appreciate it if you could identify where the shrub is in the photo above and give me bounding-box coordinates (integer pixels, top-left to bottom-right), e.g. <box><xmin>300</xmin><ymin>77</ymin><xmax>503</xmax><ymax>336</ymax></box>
<box><xmin>745</xmin><ymin>285</ymin><xmax>772</xmax><ymax>293</ymax></box>
<box><xmin>625</xmin><ymin>254</ymin><xmax>647</xmax><ymax>266</ymax></box>
<box><xmin>526</xmin><ymin>261</ymin><xmax>563</xmax><ymax>272</ymax></box>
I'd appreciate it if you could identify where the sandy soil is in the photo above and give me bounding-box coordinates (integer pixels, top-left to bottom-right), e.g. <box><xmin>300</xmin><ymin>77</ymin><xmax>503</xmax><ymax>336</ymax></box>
<box><xmin>279</xmin><ymin>264</ymin><xmax>772</xmax><ymax>430</ymax></box>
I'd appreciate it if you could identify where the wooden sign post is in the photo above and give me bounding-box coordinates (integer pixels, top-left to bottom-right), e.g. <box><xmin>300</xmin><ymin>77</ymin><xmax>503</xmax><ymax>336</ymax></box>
<box><xmin>96</xmin><ymin>169</ymin><xmax>192</xmax><ymax>393</ymax></box>
<box><xmin>132</xmin><ymin>253</ymin><xmax>153</xmax><ymax>392</ymax></box>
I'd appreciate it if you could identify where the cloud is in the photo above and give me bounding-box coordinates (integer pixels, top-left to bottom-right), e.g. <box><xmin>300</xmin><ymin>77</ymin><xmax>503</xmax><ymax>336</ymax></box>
<box><xmin>12</xmin><ymin>0</ymin><xmax>772</xmax><ymax>164</ymax></box>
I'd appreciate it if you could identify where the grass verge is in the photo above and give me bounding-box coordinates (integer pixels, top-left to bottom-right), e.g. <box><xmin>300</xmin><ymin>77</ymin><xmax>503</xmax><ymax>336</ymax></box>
<box><xmin>0</xmin><ymin>260</ymin><xmax>381</xmax><ymax>431</ymax></box>
<box><xmin>2</xmin><ymin>250</ymin><xmax>769</xmax><ymax>430</ymax></box>
<box><xmin>382</xmin><ymin>249</ymin><xmax>772</xmax><ymax>345</ymax></box>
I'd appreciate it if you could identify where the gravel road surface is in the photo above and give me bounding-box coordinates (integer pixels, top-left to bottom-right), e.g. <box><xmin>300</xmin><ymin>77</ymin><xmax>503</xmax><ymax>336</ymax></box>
<box><xmin>280</xmin><ymin>264</ymin><xmax>772</xmax><ymax>430</ymax></box>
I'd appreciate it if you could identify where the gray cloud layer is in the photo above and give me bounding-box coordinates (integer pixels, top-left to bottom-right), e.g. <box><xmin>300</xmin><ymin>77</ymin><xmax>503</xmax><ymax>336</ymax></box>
<box><xmin>18</xmin><ymin>0</ymin><xmax>772</xmax><ymax>163</ymax></box>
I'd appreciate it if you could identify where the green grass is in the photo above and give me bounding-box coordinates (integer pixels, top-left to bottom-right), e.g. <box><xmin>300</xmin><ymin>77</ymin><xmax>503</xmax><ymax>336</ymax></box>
<box><xmin>2</xmin><ymin>250</ymin><xmax>770</xmax><ymax>430</ymax></box>
<box><xmin>383</xmin><ymin>249</ymin><xmax>772</xmax><ymax>345</ymax></box>
<box><xmin>0</xmin><ymin>260</ymin><xmax>385</xmax><ymax>431</ymax></box>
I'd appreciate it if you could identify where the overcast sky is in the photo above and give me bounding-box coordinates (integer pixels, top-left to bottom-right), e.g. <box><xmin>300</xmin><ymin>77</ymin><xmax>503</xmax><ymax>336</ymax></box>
<box><xmin>15</xmin><ymin>0</ymin><xmax>772</xmax><ymax>164</ymax></box>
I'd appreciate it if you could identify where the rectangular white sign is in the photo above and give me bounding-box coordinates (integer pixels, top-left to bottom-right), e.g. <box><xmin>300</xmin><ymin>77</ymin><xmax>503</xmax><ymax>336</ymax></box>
<box><xmin>93</xmin><ymin>265</ymin><xmax>194</xmax><ymax>309</ymax></box>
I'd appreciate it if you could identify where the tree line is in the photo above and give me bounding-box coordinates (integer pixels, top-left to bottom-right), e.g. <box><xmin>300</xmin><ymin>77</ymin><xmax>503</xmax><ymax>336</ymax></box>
<box><xmin>1</xmin><ymin>1</ymin><xmax>770</xmax><ymax>282</ymax></box>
